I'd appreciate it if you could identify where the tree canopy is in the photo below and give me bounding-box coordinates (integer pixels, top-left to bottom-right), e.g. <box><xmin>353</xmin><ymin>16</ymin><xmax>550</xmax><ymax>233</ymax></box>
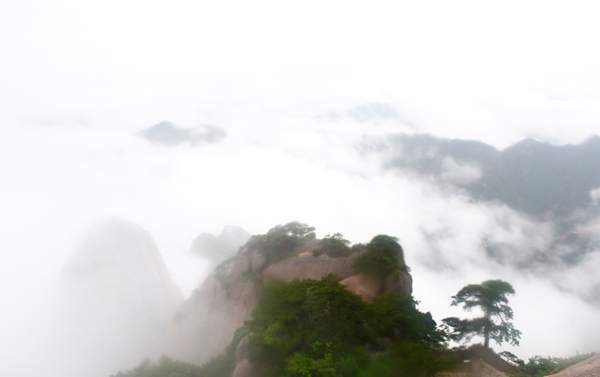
<box><xmin>246</xmin><ymin>275</ymin><xmax>445</xmax><ymax>377</ymax></box>
<box><xmin>311</xmin><ymin>233</ymin><xmax>353</xmax><ymax>258</ymax></box>
<box><xmin>352</xmin><ymin>235</ymin><xmax>406</xmax><ymax>276</ymax></box>
<box><xmin>442</xmin><ymin>279</ymin><xmax>521</xmax><ymax>348</ymax></box>
<box><xmin>242</xmin><ymin>221</ymin><xmax>316</xmax><ymax>263</ymax></box>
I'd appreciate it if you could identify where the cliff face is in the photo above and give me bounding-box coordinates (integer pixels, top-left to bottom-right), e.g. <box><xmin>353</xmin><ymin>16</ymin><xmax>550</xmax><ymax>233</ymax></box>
<box><xmin>160</xmin><ymin>271</ymin><xmax>260</xmax><ymax>366</ymax></box>
<box><xmin>60</xmin><ymin>218</ymin><xmax>183</xmax><ymax>377</ymax></box>
<box><xmin>161</xmin><ymin>239</ymin><xmax>412</xmax><ymax>367</ymax></box>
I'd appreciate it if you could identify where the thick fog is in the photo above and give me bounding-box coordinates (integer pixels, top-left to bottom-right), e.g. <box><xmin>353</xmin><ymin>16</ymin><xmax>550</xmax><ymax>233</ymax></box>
<box><xmin>2</xmin><ymin>1</ymin><xmax>600</xmax><ymax>376</ymax></box>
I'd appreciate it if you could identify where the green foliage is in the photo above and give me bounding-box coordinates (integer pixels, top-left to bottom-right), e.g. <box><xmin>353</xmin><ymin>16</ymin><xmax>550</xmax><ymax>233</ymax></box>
<box><xmin>358</xmin><ymin>341</ymin><xmax>453</xmax><ymax>377</ymax></box>
<box><xmin>247</xmin><ymin>275</ymin><xmax>445</xmax><ymax>377</ymax></box>
<box><xmin>286</xmin><ymin>342</ymin><xmax>339</xmax><ymax>377</ymax></box>
<box><xmin>312</xmin><ymin>233</ymin><xmax>353</xmax><ymax>258</ymax></box>
<box><xmin>352</xmin><ymin>235</ymin><xmax>405</xmax><ymax>276</ymax></box>
<box><xmin>517</xmin><ymin>355</ymin><xmax>558</xmax><ymax>377</ymax></box>
<box><xmin>350</xmin><ymin>243</ymin><xmax>366</xmax><ymax>252</ymax></box>
<box><xmin>499</xmin><ymin>350</ymin><xmax>523</xmax><ymax>367</ymax></box>
<box><xmin>242</xmin><ymin>221</ymin><xmax>316</xmax><ymax>263</ymax></box>
<box><xmin>213</xmin><ymin>254</ymin><xmax>240</xmax><ymax>285</ymax></box>
<box><xmin>442</xmin><ymin>279</ymin><xmax>521</xmax><ymax>348</ymax></box>
<box><xmin>240</xmin><ymin>271</ymin><xmax>261</xmax><ymax>283</ymax></box>
<box><xmin>367</xmin><ymin>294</ymin><xmax>446</xmax><ymax>347</ymax></box>
<box><xmin>247</xmin><ymin>275</ymin><xmax>370</xmax><ymax>376</ymax></box>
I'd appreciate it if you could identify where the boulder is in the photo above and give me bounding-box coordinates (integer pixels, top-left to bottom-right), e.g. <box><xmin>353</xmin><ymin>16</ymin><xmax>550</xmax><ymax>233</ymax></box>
<box><xmin>340</xmin><ymin>271</ymin><xmax>412</xmax><ymax>303</ymax></box>
<box><xmin>339</xmin><ymin>274</ymin><xmax>383</xmax><ymax>302</ymax></box>
<box><xmin>263</xmin><ymin>250</ymin><xmax>362</xmax><ymax>283</ymax></box>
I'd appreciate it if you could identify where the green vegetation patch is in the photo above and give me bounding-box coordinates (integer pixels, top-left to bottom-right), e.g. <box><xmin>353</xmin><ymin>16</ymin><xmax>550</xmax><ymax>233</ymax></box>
<box><xmin>241</xmin><ymin>221</ymin><xmax>316</xmax><ymax>263</ymax></box>
<box><xmin>352</xmin><ymin>235</ymin><xmax>406</xmax><ymax>276</ymax></box>
<box><xmin>505</xmin><ymin>352</ymin><xmax>595</xmax><ymax>377</ymax></box>
<box><xmin>246</xmin><ymin>275</ymin><xmax>447</xmax><ymax>377</ymax></box>
<box><xmin>311</xmin><ymin>233</ymin><xmax>353</xmax><ymax>258</ymax></box>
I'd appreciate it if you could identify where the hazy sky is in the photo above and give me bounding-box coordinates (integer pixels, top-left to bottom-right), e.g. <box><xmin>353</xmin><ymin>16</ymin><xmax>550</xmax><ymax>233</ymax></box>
<box><xmin>2</xmin><ymin>1</ymin><xmax>600</xmax><ymax>376</ymax></box>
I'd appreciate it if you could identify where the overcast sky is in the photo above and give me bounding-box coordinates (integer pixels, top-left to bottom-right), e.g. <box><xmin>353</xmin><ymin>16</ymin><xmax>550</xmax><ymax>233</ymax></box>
<box><xmin>2</xmin><ymin>1</ymin><xmax>600</xmax><ymax>376</ymax></box>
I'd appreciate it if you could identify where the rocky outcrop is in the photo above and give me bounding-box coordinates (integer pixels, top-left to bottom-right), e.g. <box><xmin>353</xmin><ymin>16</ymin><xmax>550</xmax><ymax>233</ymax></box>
<box><xmin>338</xmin><ymin>269</ymin><xmax>412</xmax><ymax>302</ymax></box>
<box><xmin>232</xmin><ymin>336</ymin><xmax>262</xmax><ymax>377</ymax></box>
<box><xmin>60</xmin><ymin>218</ymin><xmax>183</xmax><ymax>377</ymax></box>
<box><xmin>549</xmin><ymin>353</ymin><xmax>600</xmax><ymax>377</ymax></box>
<box><xmin>263</xmin><ymin>248</ymin><xmax>361</xmax><ymax>283</ymax></box>
<box><xmin>161</xmin><ymin>258</ymin><xmax>260</xmax><ymax>366</ymax></box>
<box><xmin>232</xmin><ymin>359</ymin><xmax>262</xmax><ymax>377</ymax></box>
<box><xmin>161</xmin><ymin>239</ymin><xmax>413</xmax><ymax>370</ymax></box>
<box><xmin>388</xmin><ymin>270</ymin><xmax>413</xmax><ymax>295</ymax></box>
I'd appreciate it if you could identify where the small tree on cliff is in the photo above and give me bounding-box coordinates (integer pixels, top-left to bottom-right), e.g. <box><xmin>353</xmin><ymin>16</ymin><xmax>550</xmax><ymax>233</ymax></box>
<box><xmin>352</xmin><ymin>235</ymin><xmax>406</xmax><ymax>276</ymax></box>
<box><xmin>244</xmin><ymin>221</ymin><xmax>316</xmax><ymax>263</ymax></box>
<box><xmin>442</xmin><ymin>280</ymin><xmax>521</xmax><ymax>349</ymax></box>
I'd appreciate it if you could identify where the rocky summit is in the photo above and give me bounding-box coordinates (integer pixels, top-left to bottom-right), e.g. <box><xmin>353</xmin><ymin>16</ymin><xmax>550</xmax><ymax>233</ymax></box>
<box><xmin>60</xmin><ymin>218</ymin><xmax>182</xmax><ymax>377</ymax></box>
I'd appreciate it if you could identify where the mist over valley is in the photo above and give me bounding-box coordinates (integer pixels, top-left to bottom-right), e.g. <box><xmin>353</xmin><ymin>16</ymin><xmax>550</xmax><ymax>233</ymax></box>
<box><xmin>2</xmin><ymin>2</ymin><xmax>600</xmax><ymax>375</ymax></box>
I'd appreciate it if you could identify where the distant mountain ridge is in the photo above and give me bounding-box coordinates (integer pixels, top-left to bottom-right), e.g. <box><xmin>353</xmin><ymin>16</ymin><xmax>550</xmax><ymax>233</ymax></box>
<box><xmin>373</xmin><ymin>134</ymin><xmax>600</xmax><ymax>219</ymax></box>
<box><xmin>60</xmin><ymin>218</ymin><xmax>183</xmax><ymax>377</ymax></box>
<box><xmin>364</xmin><ymin>134</ymin><xmax>600</xmax><ymax>290</ymax></box>
<box><xmin>138</xmin><ymin>121</ymin><xmax>226</xmax><ymax>146</ymax></box>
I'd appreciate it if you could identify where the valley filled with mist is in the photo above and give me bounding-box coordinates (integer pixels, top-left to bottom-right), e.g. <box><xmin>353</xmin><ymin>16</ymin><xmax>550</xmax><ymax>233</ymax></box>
<box><xmin>2</xmin><ymin>2</ymin><xmax>600</xmax><ymax>376</ymax></box>
<box><xmin>2</xmin><ymin>115</ymin><xmax>600</xmax><ymax>376</ymax></box>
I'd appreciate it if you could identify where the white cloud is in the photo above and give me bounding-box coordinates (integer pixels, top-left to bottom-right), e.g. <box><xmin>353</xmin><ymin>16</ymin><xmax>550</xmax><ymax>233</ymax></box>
<box><xmin>591</xmin><ymin>187</ymin><xmax>600</xmax><ymax>205</ymax></box>
<box><xmin>441</xmin><ymin>157</ymin><xmax>482</xmax><ymax>185</ymax></box>
<box><xmin>2</xmin><ymin>1</ymin><xmax>600</xmax><ymax>374</ymax></box>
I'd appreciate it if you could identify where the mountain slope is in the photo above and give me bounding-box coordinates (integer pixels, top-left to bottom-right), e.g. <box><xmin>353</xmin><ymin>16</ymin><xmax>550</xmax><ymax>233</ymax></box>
<box><xmin>375</xmin><ymin>134</ymin><xmax>600</xmax><ymax>219</ymax></box>
<box><xmin>60</xmin><ymin>218</ymin><xmax>183</xmax><ymax>377</ymax></box>
<box><xmin>549</xmin><ymin>353</ymin><xmax>600</xmax><ymax>377</ymax></box>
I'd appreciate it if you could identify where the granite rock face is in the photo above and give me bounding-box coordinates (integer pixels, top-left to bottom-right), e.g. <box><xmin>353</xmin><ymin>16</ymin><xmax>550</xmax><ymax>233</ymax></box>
<box><xmin>263</xmin><ymin>248</ymin><xmax>361</xmax><ymax>283</ymax></box>
<box><xmin>60</xmin><ymin>218</ymin><xmax>183</xmax><ymax>377</ymax></box>
<box><xmin>161</xmin><ymin>251</ymin><xmax>260</xmax><ymax>366</ymax></box>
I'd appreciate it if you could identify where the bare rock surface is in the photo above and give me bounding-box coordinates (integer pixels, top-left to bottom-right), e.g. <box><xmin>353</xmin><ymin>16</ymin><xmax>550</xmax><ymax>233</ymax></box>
<box><xmin>161</xmin><ymin>257</ymin><xmax>259</xmax><ymax>366</ymax></box>
<box><xmin>472</xmin><ymin>359</ymin><xmax>509</xmax><ymax>377</ymax></box>
<box><xmin>340</xmin><ymin>271</ymin><xmax>413</xmax><ymax>302</ymax></box>
<box><xmin>384</xmin><ymin>270</ymin><xmax>413</xmax><ymax>296</ymax></box>
<box><xmin>340</xmin><ymin>273</ymin><xmax>383</xmax><ymax>302</ymax></box>
<box><xmin>235</xmin><ymin>336</ymin><xmax>249</xmax><ymax>364</ymax></box>
<box><xmin>263</xmin><ymin>250</ymin><xmax>362</xmax><ymax>283</ymax></box>
<box><xmin>232</xmin><ymin>359</ymin><xmax>262</xmax><ymax>377</ymax></box>
<box><xmin>251</xmin><ymin>250</ymin><xmax>267</xmax><ymax>274</ymax></box>
<box><xmin>549</xmin><ymin>353</ymin><xmax>600</xmax><ymax>377</ymax></box>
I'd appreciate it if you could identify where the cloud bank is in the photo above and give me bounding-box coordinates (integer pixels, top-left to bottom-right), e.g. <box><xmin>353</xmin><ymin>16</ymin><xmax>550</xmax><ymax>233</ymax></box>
<box><xmin>2</xmin><ymin>2</ymin><xmax>600</xmax><ymax>375</ymax></box>
<box><xmin>1</xmin><ymin>110</ymin><xmax>599</xmax><ymax>377</ymax></box>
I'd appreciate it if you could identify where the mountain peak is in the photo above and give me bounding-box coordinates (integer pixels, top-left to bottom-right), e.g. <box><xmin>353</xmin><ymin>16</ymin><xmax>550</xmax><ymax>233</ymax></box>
<box><xmin>138</xmin><ymin>121</ymin><xmax>226</xmax><ymax>146</ymax></box>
